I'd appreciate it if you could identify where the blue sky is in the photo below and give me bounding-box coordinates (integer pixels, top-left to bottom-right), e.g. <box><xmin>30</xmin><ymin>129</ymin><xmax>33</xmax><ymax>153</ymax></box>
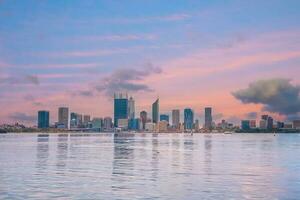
<box><xmin>1</xmin><ymin>0</ymin><xmax>300</xmax><ymax>125</ymax></box>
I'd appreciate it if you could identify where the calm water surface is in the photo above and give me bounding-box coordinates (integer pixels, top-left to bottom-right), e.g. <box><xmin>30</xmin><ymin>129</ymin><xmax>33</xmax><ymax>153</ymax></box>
<box><xmin>0</xmin><ymin>133</ymin><xmax>300</xmax><ymax>200</ymax></box>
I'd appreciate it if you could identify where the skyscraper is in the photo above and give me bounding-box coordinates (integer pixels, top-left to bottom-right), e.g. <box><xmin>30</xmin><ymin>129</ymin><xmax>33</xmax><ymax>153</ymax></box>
<box><xmin>152</xmin><ymin>98</ymin><xmax>159</xmax><ymax>124</ymax></box>
<box><xmin>58</xmin><ymin>107</ymin><xmax>69</xmax><ymax>129</ymax></box>
<box><xmin>83</xmin><ymin>115</ymin><xmax>91</xmax><ymax>127</ymax></box>
<box><xmin>128</xmin><ymin>96</ymin><xmax>135</xmax><ymax>119</ymax></box>
<box><xmin>38</xmin><ymin>110</ymin><xmax>49</xmax><ymax>128</ymax></box>
<box><xmin>184</xmin><ymin>108</ymin><xmax>194</xmax><ymax>130</ymax></box>
<box><xmin>204</xmin><ymin>107</ymin><xmax>212</xmax><ymax>129</ymax></box>
<box><xmin>70</xmin><ymin>112</ymin><xmax>77</xmax><ymax>128</ymax></box>
<box><xmin>140</xmin><ymin>111</ymin><xmax>147</xmax><ymax>130</ymax></box>
<box><xmin>103</xmin><ymin>117</ymin><xmax>113</xmax><ymax>130</ymax></box>
<box><xmin>172</xmin><ymin>109</ymin><xmax>180</xmax><ymax>128</ymax></box>
<box><xmin>114</xmin><ymin>93</ymin><xmax>128</xmax><ymax>127</ymax></box>
<box><xmin>267</xmin><ymin>116</ymin><xmax>273</xmax><ymax>130</ymax></box>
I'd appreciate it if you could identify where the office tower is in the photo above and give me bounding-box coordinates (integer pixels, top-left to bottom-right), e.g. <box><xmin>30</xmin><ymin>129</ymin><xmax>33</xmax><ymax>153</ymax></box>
<box><xmin>140</xmin><ymin>111</ymin><xmax>147</xmax><ymax>130</ymax></box>
<box><xmin>204</xmin><ymin>107</ymin><xmax>213</xmax><ymax>129</ymax></box>
<box><xmin>241</xmin><ymin>120</ymin><xmax>250</xmax><ymax>130</ymax></box>
<box><xmin>259</xmin><ymin>120</ymin><xmax>267</xmax><ymax>129</ymax></box>
<box><xmin>195</xmin><ymin>119</ymin><xmax>200</xmax><ymax>131</ymax></box>
<box><xmin>58</xmin><ymin>107</ymin><xmax>69</xmax><ymax>129</ymax></box>
<box><xmin>172</xmin><ymin>109</ymin><xmax>180</xmax><ymax>128</ymax></box>
<box><xmin>92</xmin><ymin>118</ymin><xmax>103</xmax><ymax>130</ymax></box>
<box><xmin>160</xmin><ymin>114</ymin><xmax>169</xmax><ymax>123</ymax></box>
<box><xmin>77</xmin><ymin>114</ymin><xmax>83</xmax><ymax>128</ymax></box>
<box><xmin>103</xmin><ymin>117</ymin><xmax>113</xmax><ymax>130</ymax></box>
<box><xmin>293</xmin><ymin>120</ymin><xmax>300</xmax><ymax>129</ymax></box>
<box><xmin>38</xmin><ymin>110</ymin><xmax>49</xmax><ymax>128</ymax></box>
<box><xmin>184</xmin><ymin>108</ymin><xmax>194</xmax><ymax>130</ymax></box>
<box><xmin>83</xmin><ymin>115</ymin><xmax>91</xmax><ymax>127</ymax></box>
<box><xmin>128</xmin><ymin>96</ymin><xmax>135</xmax><ymax>119</ymax></box>
<box><xmin>267</xmin><ymin>116</ymin><xmax>273</xmax><ymax>130</ymax></box>
<box><xmin>114</xmin><ymin>93</ymin><xmax>128</xmax><ymax>127</ymax></box>
<box><xmin>70</xmin><ymin>112</ymin><xmax>77</xmax><ymax>128</ymax></box>
<box><xmin>152</xmin><ymin>98</ymin><xmax>159</xmax><ymax>124</ymax></box>
<box><xmin>249</xmin><ymin>120</ymin><xmax>256</xmax><ymax>128</ymax></box>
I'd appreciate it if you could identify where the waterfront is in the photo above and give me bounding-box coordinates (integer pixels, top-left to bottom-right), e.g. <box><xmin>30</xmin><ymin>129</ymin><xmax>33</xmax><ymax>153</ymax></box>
<box><xmin>0</xmin><ymin>133</ymin><xmax>300</xmax><ymax>199</ymax></box>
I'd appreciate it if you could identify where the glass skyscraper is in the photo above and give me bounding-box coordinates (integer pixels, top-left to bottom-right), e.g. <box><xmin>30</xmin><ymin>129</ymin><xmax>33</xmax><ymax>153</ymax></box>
<box><xmin>152</xmin><ymin>98</ymin><xmax>159</xmax><ymax>124</ymax></box>
<box><xmin>114</xmin><ymin>93</ymin><xmax>128</xmax><ymax>127</ymax></box>
<box><xmin>38</xmin><ymin>110</ymin><xmax>49</xmax><ymax>128</ymax></box>
<box><xmin>205</xmin><ymin>107</ymin><xmax>212</xmax><ymax>129</ymax></box>
<box><xmin>184</xmin><ymin>108</ymin><xmax>194</xmax><ymax>130</ymax></box>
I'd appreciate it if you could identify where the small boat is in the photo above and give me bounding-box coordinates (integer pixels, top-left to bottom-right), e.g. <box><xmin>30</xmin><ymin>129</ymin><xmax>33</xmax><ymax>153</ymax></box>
<box><xmin>224</xmin><ymin>131</ymin><xmax>233</xmax><ymax>134</ymax></box>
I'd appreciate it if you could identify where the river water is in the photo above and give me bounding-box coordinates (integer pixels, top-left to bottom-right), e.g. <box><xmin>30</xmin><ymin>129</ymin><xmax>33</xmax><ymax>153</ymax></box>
<box><xmin>0</xmin><ymin>133</ymin><xmax>300</xmax><ymax>199</ymax></box>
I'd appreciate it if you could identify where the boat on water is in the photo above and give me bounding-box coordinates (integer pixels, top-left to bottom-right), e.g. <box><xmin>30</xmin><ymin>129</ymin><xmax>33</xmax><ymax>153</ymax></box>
<box><xmin>224</xmin><ymin>131</ymin><xmax>233</xmax><ymax>134</ymax></box>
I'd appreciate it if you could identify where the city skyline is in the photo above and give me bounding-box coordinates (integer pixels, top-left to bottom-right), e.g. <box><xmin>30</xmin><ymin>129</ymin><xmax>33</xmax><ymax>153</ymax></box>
<box><xmin>1</xmin><ymin>1</ymin><xmax>300</xmax><ymax>125</ymax></box>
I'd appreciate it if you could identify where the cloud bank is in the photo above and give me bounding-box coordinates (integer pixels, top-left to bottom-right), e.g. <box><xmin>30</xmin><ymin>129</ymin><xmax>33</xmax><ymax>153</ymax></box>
<box><xmin>232</xmin><ymin>78</ymin><xmax>300</xmax><ymax>116</ymax></box>
<box><xmin>96</xmin><ymin>64</ymin><xmax>162</xmax><ymax>97</ymax></box>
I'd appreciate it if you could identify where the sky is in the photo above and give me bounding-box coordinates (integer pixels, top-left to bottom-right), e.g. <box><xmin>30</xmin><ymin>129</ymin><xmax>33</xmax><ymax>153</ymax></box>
<box><xmin>0</xmin><ymin>0</ymin><xmax>300</xmax><ymax>126</ymax></box>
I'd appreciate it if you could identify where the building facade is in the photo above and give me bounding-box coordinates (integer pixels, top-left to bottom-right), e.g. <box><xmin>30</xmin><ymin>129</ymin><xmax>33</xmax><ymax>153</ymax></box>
<box><xmin>184</xmin><ymin>108</ymin><xmax>194</xmax><ymax>130</ymax></box>
<box><xmin>140</xmin><ymin>111</ymin><xmax>147</xmax><ymax>130</ymax></box>
<box><xmin>128</xmin><ymin>96</ymin><xmax>135</xmax><ymax>119</ymax></box>
<box><xmin>172</xmin><ymin>109</ymin><xmax>180</xmax><ymax>128</ymax></box>
<box><xmin>38</xmin><ymin>110</ymin><xmax>49</xmax><ymax>128</ymax></box>
<box><xmin>114</xmin><ymin>93</ymin><xmax>128</xmax><ymax>127</ymax></box>
<box><xmin>204</xmin><ymin>107</ymin><xmax>212</xmax><ymax>129</ymax></box>
<box><xmin>58</xmin><ymin>107</ymin><xmax>69</xmax><ymax>129</ymax></box>
<box><xmin>152</xmin><ymin>98</ymin><xmax>159</xmax><ymax>124</ymax></box>
<box><xmin>160</xmin><ymin>114</ymin><xmax>169</xmax><ymax>123</ymax></box>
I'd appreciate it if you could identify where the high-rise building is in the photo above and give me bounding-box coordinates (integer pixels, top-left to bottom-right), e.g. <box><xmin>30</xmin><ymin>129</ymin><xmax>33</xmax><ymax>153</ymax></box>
<box><xmin>172</xmin><ymin>109</ymin><xmax>180</xmax><ymax>128</ymax></box>
<box><xmin>128</xmin><ymin>96</ymin><xmax>135</xmax><ymax>119</ymax></box>
<box><xmin>103</xmin><ymin>117</ymin><xmax>113</xmax><ymax>130</ymax></box>
<box><xmin>70</xmin><ymin>112</ymin><xmax>77</xmax><ymax>128</ymax></box>
<box><xmin>160</xmin><ymin>114</ymin><xmax>169</xmax><ymax>123</ymax></box>
<box><xmin>184</xmin><ymin>108</ymin><xmax>194</xmax><ymax>130</ymax></box>
<box><xmin>267</xmin><ymin>116</ymin><xmax>273</xmax><ymax>130</ymax></box>
<box><xmin>58</xmin><ymin>107</ymin><xmax>69</xmax><ymax>129</ymax></box>
<box><xmin>92</xmin><ymin>118</ymin><xmax>102</xmax><ymax>130</ymax></box>
<box><xmin>83</xmin><ymin>115</ymin><xmax>91</xmax><ymax>127</ymax></box>
<box><xmin>38</xmin><ymin>110</ymin><xmax>49</xmax><ymax>128</ymax></box>
<box><xmin>114</xmin><ymin>93</ymin><xmax>128</xmax><ymax>127</ymax></box>
<box><xmin>77</xmin><ymin>114</ymin><xmax>83</xmax><ymax>128</ymax></box>
<box><xmin>292</xmin><ymin>120</ymin><xmax>300</xmax><ymax>129</ymax></box>
<box><xmin>152</xmin><ymin>98</ymin><xmax>159</xmax><ymax>124</ymax></box>
<box><xmin>241</xmin><ymin>120</ymin><xmax>250</xmax><ymax>130</ymax></box>
<box><xmin>259</xmin><ymin>120</ymin><xmax>267</xmax><ymax>129</ymax></box>
<box><xmin>249</xmin><ymin>120</ymin><xmax>256</xmax><ymax>128</ymax></box>
<box><xmin>204</xmin><ymin>107</ymin><xmax>212</xmax><ymax>129</ymax></box>
<box><xmin>140</xmin><ymin>111</ymin><xmax>147</xmax><ymax>130</ymax></box>
<box><xmin>195</xmin><ymin>119</ymin><xmax>200</xmax><ymax>131</ymax></box>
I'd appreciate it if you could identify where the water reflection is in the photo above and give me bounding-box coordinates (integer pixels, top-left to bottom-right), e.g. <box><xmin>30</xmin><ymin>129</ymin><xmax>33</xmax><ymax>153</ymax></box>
<box><xmin>56</xmin><ymin>134</ymin><xmax>69</xmax><ymax>171</ymax></box>
<box><xmin>0</xmin><ymin>133</ymin><xmax>299</xmax><ymax>199</ymax></box>
<box><xmin>36</xmin><ymin>134</ymin><xmax>49</xmax><ymax>170</ymax></box>
<box><xmin>111</xmin><ymin>135</ymin><xmax>135</xmax><ymax>195</ymax></box>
